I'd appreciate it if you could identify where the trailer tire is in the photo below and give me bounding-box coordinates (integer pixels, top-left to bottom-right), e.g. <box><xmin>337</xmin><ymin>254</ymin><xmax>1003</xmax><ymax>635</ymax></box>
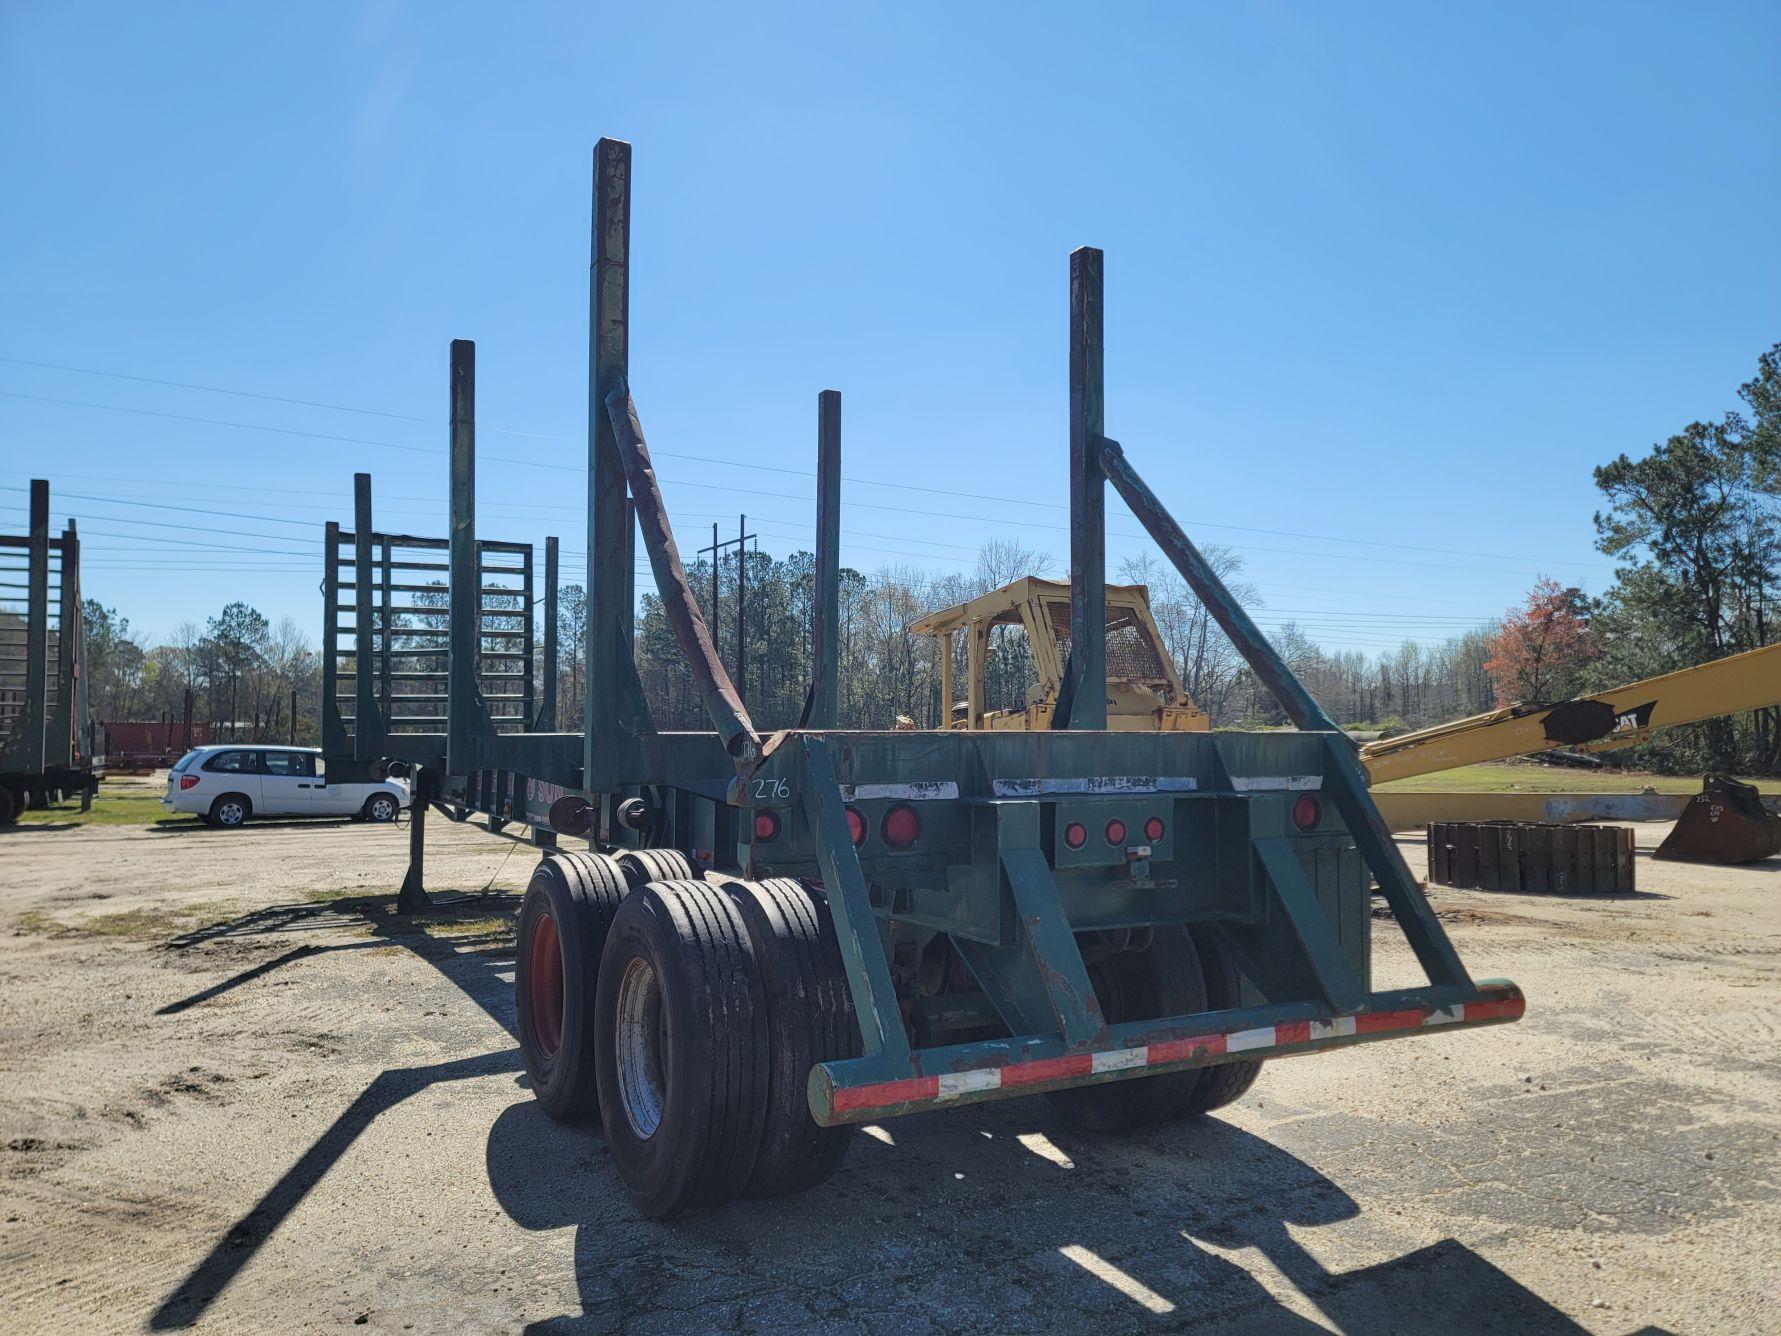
<box><xmin>0</xmin><ymin>786</ymin><xmax>17</xmax><ymax>825</ymax></box>
<box><xmin>594</xmin><ymin>878</ymin><xmax>769</xmax><ymax>1219</ymax></box>
<box><xmin>1182</xmin><ymin>928</ymin><xmax>1264</xmax><ymax>1116</ymax></box>
<box><xmin>516</xmin><ymin>852</ymin><xmax>629</xmax><ymax>1121</ymax></box>
<box><xmin>1046</xmin><ymin>927</ymin><xmax>1209</xmax><ymax>1134</ymax></box>
<box><xmin>615</xmin><ymin>847</ymin><xmax>699</xmax><ymax>888</ymax></box>
<box><xmin>720</xmin><ymin>877</ymin><xmax>856</xmax><ymax>1199</ymax></box>
<box><xmin>208</xmin><ymin>794</ymin><xmax>251</xmax><ymax>827</ymax></box>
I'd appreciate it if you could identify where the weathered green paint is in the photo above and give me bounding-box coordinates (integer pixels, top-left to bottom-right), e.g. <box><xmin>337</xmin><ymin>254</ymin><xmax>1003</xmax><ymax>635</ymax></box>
<box><xmin>798</xmin><ymin>738</ymin><xmax>910</xmax><ymax>1065</ymax></box>
<box><xmin>810</xmin><ymin>390</ymin><xmax>841</xmax><ymax>729</ymax></box>
<box><xmin>1254</xmin><ymin>833</ymin><xmax>1367</xmax><ymax>1014</ymax></box>
<box><xmin>447</xmin><ymin>340</ymin><xmax>479</xmax><ymax>777</ymax></box>
<box><xmin>537</xmin><ymin>537</ymin><xmax>558</xmax><ymax>730</ymax></box>
<box><xmin>2</xmin><ymin>482</ymin><xmax>97</xmax><ymax>801</ymax></box>
<box><xmin>20</xmin><ymin>480</ymin><xmax>48</xmax><ymax>767</ymax></box>
<box><xmin>353</xmin><ymin>472</ymin><xmax>384</xmax><ymax>765</ymax></box>
<box><xmin>586</xmin><ymin>136</ymin><xmax>653</xmax><ymax>795</ymax></box>
<box><xmin>1058</xmin><ymin>246</ymin><xmax>1107</xmax><ymax>730</ymax></box>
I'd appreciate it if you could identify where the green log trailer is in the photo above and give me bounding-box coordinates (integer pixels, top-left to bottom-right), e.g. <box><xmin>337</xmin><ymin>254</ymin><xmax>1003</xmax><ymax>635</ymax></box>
<box><xmin>327</xmin><ymin>138</ymin><xmax>1525</xmax><ymax>1219</ymax></box>
<box><xmin>0</xmin><ymin>480</ymin><xmax>97</xmax><ymax>825</ymax></box>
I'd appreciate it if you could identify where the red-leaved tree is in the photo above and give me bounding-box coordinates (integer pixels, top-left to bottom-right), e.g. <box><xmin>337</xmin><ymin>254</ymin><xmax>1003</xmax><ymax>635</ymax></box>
<box><xmin>1483</xmin><ymin>578</ymin><xmax>1594</xmax><ymax>707</ymax></box>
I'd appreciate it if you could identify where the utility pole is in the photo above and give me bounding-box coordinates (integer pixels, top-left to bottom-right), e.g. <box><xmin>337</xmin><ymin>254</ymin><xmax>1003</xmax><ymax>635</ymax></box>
<box><xmin>696</xmin><ymin>516</ymin><xmax>756</xmax><ymax>701</ymax></box>
<box><xmin>736</xmin><ymin>513</ymin><xmax>747</xmax><ymax>705</ymax></box>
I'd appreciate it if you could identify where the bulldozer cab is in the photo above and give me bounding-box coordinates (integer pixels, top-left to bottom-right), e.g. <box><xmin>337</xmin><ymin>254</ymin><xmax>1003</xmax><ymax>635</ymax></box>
<box><xmin>908</xmin><ymin>577</ymin><xmax>1209</xmax><ymax>732</ymax></box>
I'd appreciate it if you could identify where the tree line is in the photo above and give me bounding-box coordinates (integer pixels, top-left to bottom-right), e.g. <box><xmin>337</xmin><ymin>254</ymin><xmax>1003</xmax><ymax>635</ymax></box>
<box><xmin>79</xmin><ymin>343</ymin><xmax>1779</xmax><ymax>775</ymax></box>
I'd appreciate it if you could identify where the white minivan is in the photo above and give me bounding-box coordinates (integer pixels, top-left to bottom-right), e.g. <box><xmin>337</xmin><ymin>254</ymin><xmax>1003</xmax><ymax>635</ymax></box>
<box><xmin>162</xmin><ymin>745</ymin><xmax>409</xmax><ymax>827</ymax></box>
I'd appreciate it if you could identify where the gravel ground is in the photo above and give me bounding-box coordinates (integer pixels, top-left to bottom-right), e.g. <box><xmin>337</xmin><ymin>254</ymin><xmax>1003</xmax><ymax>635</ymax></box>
<box><xmin>1</xmin><ymin>777</ymin><xmax>1776</xmax><ymax>1334</ymax></box>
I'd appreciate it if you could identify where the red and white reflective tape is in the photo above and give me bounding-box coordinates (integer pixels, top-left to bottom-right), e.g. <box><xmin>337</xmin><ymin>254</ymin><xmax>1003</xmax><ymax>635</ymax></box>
<box><xmin>829</xmin><ymin>988</ymin><xmax>1524</xmax><ymax>1118</ymax></box>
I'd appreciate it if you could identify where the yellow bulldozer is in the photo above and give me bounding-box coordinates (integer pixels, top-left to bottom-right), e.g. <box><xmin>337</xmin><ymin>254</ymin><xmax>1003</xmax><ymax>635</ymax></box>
<box><xmin>908</xmin><ymin>577</ymin><xmax>1208</xmax><ymax>732</ymax></box>
<box><xmin>914</xmin><ymin>577</ymin><xmax>1781</xmax><ymax>863</ymax></box>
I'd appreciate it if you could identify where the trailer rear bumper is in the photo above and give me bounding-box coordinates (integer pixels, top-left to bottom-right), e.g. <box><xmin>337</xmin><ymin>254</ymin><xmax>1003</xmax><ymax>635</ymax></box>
<box><xmin>809</xmin><ymin>979</ymin><xmax>1524</xmax><ymax>1126</ymax></box>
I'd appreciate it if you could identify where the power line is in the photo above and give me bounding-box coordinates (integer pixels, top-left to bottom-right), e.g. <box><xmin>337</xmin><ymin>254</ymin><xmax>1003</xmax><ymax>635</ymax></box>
<box><xmin>2</xmin><ymin>370</ymin><xmax>1610</xmax><ymax>570</ymax></box>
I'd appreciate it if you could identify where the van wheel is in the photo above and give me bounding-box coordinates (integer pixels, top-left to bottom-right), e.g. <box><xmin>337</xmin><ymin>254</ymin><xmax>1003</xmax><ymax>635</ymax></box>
<box><xmin>209</xmin><ymin>794</ymin><xmax>251</xmax><ymax>828</ymax></box>
<box><xmin>1046</xmin><ymin>927</ymin><xmax>1208</xmax><ymax>1133</ymax></box>
<box><xmin>0</xmin><ymin>786</ymin><xmax>18</xmax><ymax>825</ymax></box>
<box><xmin>594</xmin><ymin>879</ymin><xmax>769</xmax><ymax>1218</ymax></box>
<box><xmin>363</xmin><ymin>793</ymin><xmax>399</xmax><ymax>823</ymax></box>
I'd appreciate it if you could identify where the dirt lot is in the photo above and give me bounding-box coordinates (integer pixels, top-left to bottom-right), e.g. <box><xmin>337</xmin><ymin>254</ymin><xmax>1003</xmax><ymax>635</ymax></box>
<box><xmin>2</xmin><ymin>777</ymin><xmax>1777</xmax><ymax>1334</ymax></box>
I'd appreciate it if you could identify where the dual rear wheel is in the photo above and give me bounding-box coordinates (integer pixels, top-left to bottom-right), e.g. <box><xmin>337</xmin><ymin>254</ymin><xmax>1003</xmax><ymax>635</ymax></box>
<box><xmin>514</xmin><ymin>851</ymin><xmax>855</xmax><ymax>1218</ymax></box>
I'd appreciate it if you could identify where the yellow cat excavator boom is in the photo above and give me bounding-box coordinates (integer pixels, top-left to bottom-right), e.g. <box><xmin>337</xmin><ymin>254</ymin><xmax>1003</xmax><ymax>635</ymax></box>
<box><xmin>1357</xmin><ymin>642</ymin><xmax>1781</xmax><ymax>783</ymax></box>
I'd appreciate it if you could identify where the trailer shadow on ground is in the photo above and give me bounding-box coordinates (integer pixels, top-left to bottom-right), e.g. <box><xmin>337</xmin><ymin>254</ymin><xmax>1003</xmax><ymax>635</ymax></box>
<box><xmin>147</xmin><ymin>892</ymin><xmax>1584</xmax><ymax>1334</ymax></box>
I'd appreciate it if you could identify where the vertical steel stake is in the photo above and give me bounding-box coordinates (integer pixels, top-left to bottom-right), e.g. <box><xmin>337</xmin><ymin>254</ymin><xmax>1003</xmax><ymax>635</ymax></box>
<box><xmin>1060</xmin><ymin>247</ymin><xmax>1107</xmax><ymax>729</ymax></box>
<box><xmin>540</xmin><ymin>536</ymin><xmax>559</xmax><ymax>730</ymax></box>
<box><xmin>448</xmin><ymin>340</ymin><xmax>478</xmax><ymax>776</ymax></box>
<box><xmin>353</xmin><ymin>473</ymin><xmax>378</xmax><ymax>764</ymax></box>
<box><xmin>811</xmin><ymin>390</ymin><xmax>842</xmax><ymax>728</ymax></box>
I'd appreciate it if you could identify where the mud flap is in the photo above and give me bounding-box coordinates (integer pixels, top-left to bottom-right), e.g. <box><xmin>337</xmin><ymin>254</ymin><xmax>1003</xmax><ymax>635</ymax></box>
<box><xmin>1654</xmin><ymin>774</ymin><xmax>1781</xmax><ymax>864</ymax></box>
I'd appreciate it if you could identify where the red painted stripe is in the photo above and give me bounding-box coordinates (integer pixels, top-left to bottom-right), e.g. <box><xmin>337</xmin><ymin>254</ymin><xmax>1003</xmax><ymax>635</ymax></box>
<box><xmin>1275</xmin><ymin>1019</ymin><xmax>1311</xmax><ymax>1045</ymax></box>
<box><xmin>1146</xmin><ymin>1033</ymin><xmax>1228</xmax><ymax>1065</ymax></box>
<box><xmin>832</xmin><ymin>1074</ymin><xmax>940</xmax><ymax>1114</ymax></box>
<box><xmin>1464</xmin><ymin>997</ymin><xmax>1525</xmax><ymax>1023</ymax></box>
<box><xmin>1002</xmin><ymin>1053</ymin><xmax>1094</xmax><ymax>1087</ymax></box>
<box><xmin>1354</xmin><ymin>1008</ymin><xmax>1423</xmax><ymax>1035</ymax></box>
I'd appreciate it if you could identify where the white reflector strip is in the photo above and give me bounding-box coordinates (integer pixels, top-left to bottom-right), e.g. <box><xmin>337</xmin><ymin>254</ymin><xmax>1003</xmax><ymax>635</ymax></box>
<box><xmin>991</xmin><ymin>776</ymin><xmax>1198</xmax><ymax>797</ymax></box>
<box><xmin>1091</xmin><ymin>1046</ymin><xmax>1148</xmax><ymax>1074</ymax></box>
<box><xmin>843</xmin><ymin>781</ymin><xmax>959</xmax><ymax>802</ymax></box>
<box><xmin>1309</xmin><ymin>1017</ymin><xmax>1357</xmax><ymax>1041</ymax></box>
<box><xmin>937</xmin><ymin>1068</ymin><xmax>1001</xmax><ymax>1098</ymax></box>
<box><xmin>1227</xmin><ymin>1026</ymin><xmax>1277</xmax><ymax>1052</ymax></box>
<box><xmin>1422</xmin><ymin>1005</ymin><xmax>1466</xmax><ymax>1026</ymax></box>
<box><xmin>1229</xmin><ymin>775</ymin><xmax>1323</xmax><ymax>792</ymax></box>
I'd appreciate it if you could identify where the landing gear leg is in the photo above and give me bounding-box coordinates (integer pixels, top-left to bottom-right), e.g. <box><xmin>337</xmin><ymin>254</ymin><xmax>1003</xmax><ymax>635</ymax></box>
<box><xmin>398</xmin><ymin>767</ymin><xmax>432</xmax><ymax>913</ymax></box>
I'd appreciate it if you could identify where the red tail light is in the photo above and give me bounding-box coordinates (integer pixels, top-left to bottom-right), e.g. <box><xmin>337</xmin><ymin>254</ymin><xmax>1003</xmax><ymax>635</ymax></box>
<box><xmin>1143</xmin><ymin>816</ymin><xmax>1165</xmax><ymax>842</ymax></box>
<box><xmin>179</xmin><ymin>775</ymin><xmax>199</xmax><ymax>791</ymax></box>
<box><xmin>846</xmin><ymin>806</ymin><xmax>866</xmax><ymax>846</ymax></box>
<box><xmin>1104</xmin><ymin>818</ymin><xmax>1127</xmax><ymax>846</ymax></box>
<box><xmin>753</xmin><ymin>810</ymin><xmax>782</xmax><ymax>842</ymax></box>
<box><xmin>881</xmin><ymin>804</ymin><xmax>920</xmax><ymax>849</ymax></box>
<box><xmin>1063</xmin><ymin>821</ymin><xmax>1087</xmax><ymax>850</ymax></box>
<box><xmin>1292</xmin><ymin>793</ymin><xmax>1322</xmax><ymax>831</ymax></box>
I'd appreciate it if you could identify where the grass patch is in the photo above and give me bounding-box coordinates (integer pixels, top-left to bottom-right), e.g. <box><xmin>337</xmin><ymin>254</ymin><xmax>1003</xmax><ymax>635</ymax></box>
<box><xmin>11</xmin><ymin>790</ymin><xmax>187</xmax><ymax>829</ymax></box>
<box><xmin>11</xmin><ymin>899</ymin><xmax>242</xmax><ymax>942</ymax></box>
<box><xmin>1374</xmin><ymin>762</ymin><xmax>1781</xmax><ymax>795</ymax></box>
<box><xmin>426</xmin><ymin>915</ymin><xmax>516</xmax><ymax>940</ymax></box>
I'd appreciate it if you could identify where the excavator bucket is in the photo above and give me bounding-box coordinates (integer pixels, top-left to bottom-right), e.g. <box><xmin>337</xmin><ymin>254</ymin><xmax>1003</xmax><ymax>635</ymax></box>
<box><xmin>1653</xmin><ymin>774</ymin><xmax>1781</xmax><ymax>864</ymax></box>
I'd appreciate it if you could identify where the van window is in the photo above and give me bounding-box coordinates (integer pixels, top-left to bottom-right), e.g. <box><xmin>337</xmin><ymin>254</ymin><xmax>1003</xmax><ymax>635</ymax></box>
<box><xmin>171</xmin><ymin>751</ymin><xmax>200</xmax><ymax>774</ymax></box>
<box><xmin>261</xmin><ymin>751</ymin><xmax>316</xmax><ymax>778</ymax></box>
<box><xmin>202</xmin><ymin>750</ymin><xmax>258</xmax><ymax>774</ymax></box>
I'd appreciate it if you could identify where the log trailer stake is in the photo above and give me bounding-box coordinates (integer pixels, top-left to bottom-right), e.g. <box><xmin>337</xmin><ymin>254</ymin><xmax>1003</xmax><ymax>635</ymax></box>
<box><xmin>321</xmin><ymin>137</ymin><xmax>1525</xmax><ymax>1219</ymax></box>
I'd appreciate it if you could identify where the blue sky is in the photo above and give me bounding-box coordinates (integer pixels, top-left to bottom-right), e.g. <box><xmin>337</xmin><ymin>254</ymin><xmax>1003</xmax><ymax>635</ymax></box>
<box><xmin>2</xmin><ymin>2</ymin><xmax>1776</xmax><ymax>657</ymax></box>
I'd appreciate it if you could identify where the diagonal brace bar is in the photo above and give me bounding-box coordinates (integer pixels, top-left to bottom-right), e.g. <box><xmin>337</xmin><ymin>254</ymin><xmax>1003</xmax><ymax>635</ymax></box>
<box><xmin>604</xmin><ymin>377</ymin><xmax>760</xmax><ymax>765</ymax></box>
<box><xmin>798</xmin><ymin>738</ymin><xmax>909</xmax><ymax>1065</ymax></box>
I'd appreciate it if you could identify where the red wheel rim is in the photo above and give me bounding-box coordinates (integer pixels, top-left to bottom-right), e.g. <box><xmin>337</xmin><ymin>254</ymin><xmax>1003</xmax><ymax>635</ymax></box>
<box><xmin>529</xmin><ymin>911</ymin><xmax>565</xmax><ymax>1060</ymax></box>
